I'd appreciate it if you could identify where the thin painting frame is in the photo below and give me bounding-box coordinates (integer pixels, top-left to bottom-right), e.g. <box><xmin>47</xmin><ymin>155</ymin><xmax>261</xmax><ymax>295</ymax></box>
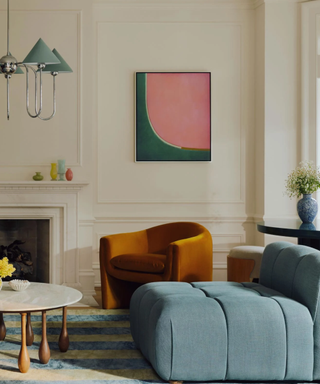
<box><xmin>135</xmin><ymin>72</ymin><xmax>211</xmax><ymax>162</ymax></box>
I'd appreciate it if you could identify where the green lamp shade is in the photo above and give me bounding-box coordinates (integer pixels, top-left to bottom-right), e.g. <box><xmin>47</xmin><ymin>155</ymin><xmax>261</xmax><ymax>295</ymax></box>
<box><xmin>23</xmin><ymin>38</ymin><xmax>61</xmax><ymax>65</ymax></box>
<box><xmin>41</xmin><ymin>49</ymin><xmax>73</xmax><ymax>74</ymax></box>
<box><xmin>15</xmin><ymin>66</ymin><xmax>24</xmax><ymax>74</ymax></box>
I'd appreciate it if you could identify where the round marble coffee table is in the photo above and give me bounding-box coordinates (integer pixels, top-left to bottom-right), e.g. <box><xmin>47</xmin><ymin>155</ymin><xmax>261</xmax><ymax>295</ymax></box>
<box><xmin>0</xmin><ymin>282</ymin><xmax>82</xmax><ymax>373</ymax></box>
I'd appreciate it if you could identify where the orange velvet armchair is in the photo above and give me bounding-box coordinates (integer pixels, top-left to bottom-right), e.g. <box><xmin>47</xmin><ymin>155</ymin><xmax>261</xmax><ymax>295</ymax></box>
<box><xmin>99</xmin><ymin>222</ymin><xmax>213</xmax><ymax>309</ymax></box>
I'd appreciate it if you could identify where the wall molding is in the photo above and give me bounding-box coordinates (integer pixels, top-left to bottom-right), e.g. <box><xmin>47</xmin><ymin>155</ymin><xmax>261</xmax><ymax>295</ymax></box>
<box><xmin>213</xmin><ymin>262</ymin><xmax>227</xmax><ymax>269</ymax></box>
<box><xmin>301</xmin><ymin>0</ymin><xmax>320</xmax><ymax>164</ymax></box>
<box><xmin>91</xmin><ymin>216</ymin><xmax>255</xmax><ymax>223</ymax></box>
<box><xmin>97</xmin><ymin>199</ymin><xmax>245</xmax><ymax>204</ymax></box>
<box><xmin>96</xmin><ymin>19</ymin><xmax>246</xmax><ymax>204</ymax></box>
<box><xmin>94</xmin><ymin>0</ymin><xmax>255</xmax><ymax>9</ymax></box>
<box><xmin>94</xmin><ymin>0</ymin><xmax>307</xmax><ymax>11</ymax></box>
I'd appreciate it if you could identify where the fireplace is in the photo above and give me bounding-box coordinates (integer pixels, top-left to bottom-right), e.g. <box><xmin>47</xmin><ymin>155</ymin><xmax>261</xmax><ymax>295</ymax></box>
<box><xmin>0</xmin><ymin>181</ymin><xmax>96</xmax><ymax>306</ymax></box>
<box><xmin>0</xmin><ymin>219</ymin><xmax>50</xmax><ymax>282</ymax></box>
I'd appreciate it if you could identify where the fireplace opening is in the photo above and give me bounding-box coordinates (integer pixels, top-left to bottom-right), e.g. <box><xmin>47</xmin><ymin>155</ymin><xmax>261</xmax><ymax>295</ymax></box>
<box><xmin>0</xmin><ymin>219</ymin><xmax>50</xmax><ymax>283</ymax></box>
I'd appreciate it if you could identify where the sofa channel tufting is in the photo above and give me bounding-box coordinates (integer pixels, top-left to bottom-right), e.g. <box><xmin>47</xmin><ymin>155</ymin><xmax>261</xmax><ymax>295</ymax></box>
<box><xmin>130</xmin><ymin>241</ymin><xmax>320</xmax><ymax>382</ymax></box>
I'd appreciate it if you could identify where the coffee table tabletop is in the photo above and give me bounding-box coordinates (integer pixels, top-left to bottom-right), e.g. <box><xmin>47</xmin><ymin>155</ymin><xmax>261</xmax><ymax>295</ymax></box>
<box><xmin>0</xmin><ymin>282</ymin><xmax>82</xmax><ymax>373</ymax></box>
<box><xmin>0</xmin><ymin>282</ymin><xmax>82</xmax><ymax>312</ymax></box>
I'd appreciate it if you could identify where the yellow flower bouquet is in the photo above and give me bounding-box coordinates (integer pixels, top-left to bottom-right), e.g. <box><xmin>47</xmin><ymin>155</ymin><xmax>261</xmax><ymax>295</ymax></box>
<box><xmin>0</xmin><ymin>257</ymin><xmax>15</xmax><ymax>290</ymax></box>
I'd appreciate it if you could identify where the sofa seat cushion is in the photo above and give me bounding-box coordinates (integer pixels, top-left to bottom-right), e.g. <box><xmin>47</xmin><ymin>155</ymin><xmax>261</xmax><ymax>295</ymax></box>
<box><xmin>191</xmin><ymin>281</ymin><xmax>261</xmax><ymax>298</ymax></box>
<box><xmin>110</xmin><ymin>253</ymin><xmax>166</xmax><ymax>273</ymax></box>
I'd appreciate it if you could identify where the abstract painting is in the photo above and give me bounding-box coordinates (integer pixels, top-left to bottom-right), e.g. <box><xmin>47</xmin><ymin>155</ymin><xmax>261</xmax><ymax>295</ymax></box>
<box><xmin>135</xmin><ymin>72</ymin><xmax>211</xmax><ymax>161</ymax></box>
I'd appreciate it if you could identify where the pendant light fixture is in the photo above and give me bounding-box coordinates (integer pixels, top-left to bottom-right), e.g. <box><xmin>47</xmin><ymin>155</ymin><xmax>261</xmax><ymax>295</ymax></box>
<box><xmin>0</xmin><ymin>0</ymin><xmax>72</xmax><ymax>120</ymax></box>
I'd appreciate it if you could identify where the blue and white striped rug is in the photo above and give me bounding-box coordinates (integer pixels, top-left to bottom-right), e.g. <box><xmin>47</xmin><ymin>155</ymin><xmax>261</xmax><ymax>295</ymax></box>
<box><xmin>0</xmin><ymin>308</ymin><xmax>314</xmax><ymax>384</ymax></box>
<box><xmin>0</xmin><ymin>308</ymin><xmax>162</xmax><ymax>384</ymax></box>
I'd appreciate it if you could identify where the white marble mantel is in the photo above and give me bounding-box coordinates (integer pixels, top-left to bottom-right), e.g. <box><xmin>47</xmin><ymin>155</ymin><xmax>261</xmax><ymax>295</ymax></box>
<box><xmin>0</xmin><ymin>181</ymin><xmax>95</xmax><ymax>306</ymax></box>
<box><xmin>0</xmin><ymin>181</ymin><xmax>89</xmax><ymax>191</ymax></box>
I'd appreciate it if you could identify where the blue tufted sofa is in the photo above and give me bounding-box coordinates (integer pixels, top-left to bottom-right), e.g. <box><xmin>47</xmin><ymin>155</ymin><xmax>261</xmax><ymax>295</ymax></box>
<box><xmin>130</xmin><ymin>242</ymin><xmax>320</xmax><ymax>382</ymax></box>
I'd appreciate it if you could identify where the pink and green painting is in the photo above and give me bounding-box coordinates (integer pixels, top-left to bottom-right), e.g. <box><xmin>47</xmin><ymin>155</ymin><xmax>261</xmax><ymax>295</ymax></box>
<box><xmin>136</xmin><ymin>72</ymin><xmax>211</xmax><ymax>161</ymax></box>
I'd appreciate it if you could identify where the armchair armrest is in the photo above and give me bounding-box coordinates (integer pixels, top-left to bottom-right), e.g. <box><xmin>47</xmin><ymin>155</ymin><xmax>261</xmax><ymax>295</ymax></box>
<box><xmin>169</xmin><ymin>232</ymin><xmax>213</xmax><ymax>282</ymax></box>
<box><xmin>100</xmin><ymin>230</ymin><xmax>148</xmax><ymax>273</ymax></box>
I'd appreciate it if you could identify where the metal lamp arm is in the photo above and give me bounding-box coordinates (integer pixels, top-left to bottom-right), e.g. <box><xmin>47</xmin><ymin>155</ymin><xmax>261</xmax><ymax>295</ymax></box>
<box><xmin>37</xmin><ymin>74</ymin><xmax>56</xmax><ymax>121</ymax></box>
<box><xmin>19</xmin><ymin>63</ymin><xmax>42</xmax><ymax>118</ymax></box>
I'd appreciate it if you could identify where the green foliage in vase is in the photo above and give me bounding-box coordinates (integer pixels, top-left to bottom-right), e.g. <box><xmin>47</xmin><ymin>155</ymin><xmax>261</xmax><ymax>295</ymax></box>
<box><xmin>285</xmin><ymin>161</ymin><xmax>320</xmax><ymax>198</ymax></box>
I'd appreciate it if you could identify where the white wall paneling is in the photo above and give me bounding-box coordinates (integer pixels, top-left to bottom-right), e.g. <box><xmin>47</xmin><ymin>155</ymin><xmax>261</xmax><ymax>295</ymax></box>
<box><xmin>301</xmin><ymin>0</ymin><xmax>320</xmax><ymax>162</ymax></box>
<box><xmin>92</xmin><ymin>0</ymin><xmax>255</xmax><ymax>285</ymax></box>
<box><xmin>93</xmin><ymin>4</ymin><xmax>254</xmax><ymax>210</ymax></box>
<box><xmin>0</xmin><ymin>0</ymin><xmax>308</xmax><ymax>289</ymax></box>
<box><xmin>301</xmin><ymin>1</ymin><xmax>320</xmax><ymax>207</ymax></box>
<box><xmin>95</xmin><ymin>5</ymin><xmax>253</xmax><ymax>207</ymax></box>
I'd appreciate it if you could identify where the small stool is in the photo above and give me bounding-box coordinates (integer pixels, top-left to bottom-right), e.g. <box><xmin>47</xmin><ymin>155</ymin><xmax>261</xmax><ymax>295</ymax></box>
<box><xmin>227</xmin><ymin>246</ymin><xmax>264</xmax><ymax>283</ymax></box>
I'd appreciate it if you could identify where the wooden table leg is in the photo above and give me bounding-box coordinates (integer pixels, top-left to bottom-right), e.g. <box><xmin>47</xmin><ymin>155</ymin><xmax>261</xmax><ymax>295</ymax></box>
<box><xmin>0</xmin><ymin>312</ymin><xmax>6</xmax><ymax>340</ymax></box>
<box><xmin>39</xmin><ymin>311</ymin><xmax>50</xmax><ymax>364</ymax></box>
<box><xmin>26</xmin><ymin>312</ymin><xmax>34</xmax><ymax>346</ymax></box>
<box><xmin>59</xmin><ymin>306</ymin><xmax>69</xmax><ymax>352</ymax></box>
<box><xmin>18</xmin><ymin>313</ymin><xmax>30</xmax><ymax>373</ymax></box>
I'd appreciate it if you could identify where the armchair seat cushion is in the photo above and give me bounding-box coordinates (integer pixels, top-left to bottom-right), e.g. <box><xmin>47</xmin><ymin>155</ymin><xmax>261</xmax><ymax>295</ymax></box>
<box><xmin>110</xmin><ymin>253</ymin><xmax>166</xmax><ymax>273</ymax></box>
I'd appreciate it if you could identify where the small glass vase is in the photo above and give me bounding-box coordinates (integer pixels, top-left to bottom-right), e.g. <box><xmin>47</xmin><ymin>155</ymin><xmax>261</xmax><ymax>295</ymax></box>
<box><xmin>57</xmin><ymin>159</ymin><xmax>66</xmax><ymax>181</ymax></box>
<box><xmin>297</xmin><ymin>194</ymin><xmax>318</xmax><ymax>223</ymax></box>
<box><xmin>33</xmin><ymin>172</ymin><xmax>43</xmax><ymax>181</ymax></box>
<box><xmin>50</xmin><ymin>163</ymin><xmax>58</xmax><ymax>181</ymax></box>
<box><xmin>65</xmin><ymin>168</ymin><xmax>73</xmax><ymax>181</ymax></box>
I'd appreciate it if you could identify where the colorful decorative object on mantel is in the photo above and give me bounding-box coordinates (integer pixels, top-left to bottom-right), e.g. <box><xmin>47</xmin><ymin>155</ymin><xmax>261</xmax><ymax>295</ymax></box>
<box><xmin>57</xmin><ymin>159</ymin><xmax>66</xmax><ymax>181</ymax></box>
<box><xmin>0</xmin><ymin>257</ymin><xmax>15</xmax><ymax>291</ymax></box>
<box><xmin>50</xmin><ymin>163</ymin><xmax>58</xmax><ymax>181</ymax></box>
<box><xmin>32</xmin><ymin>172</ymin><xmax>43</xmax><ymax>181</ymax></box>
<box><xmin>285</xmin><ymin>161</ymin><xmax>320</xmax><ymax>223</ymax></box>
<box><xmin>65</xmin><ymin>168</ymin><xmax>73</xmax><ymax>181</ymax></box>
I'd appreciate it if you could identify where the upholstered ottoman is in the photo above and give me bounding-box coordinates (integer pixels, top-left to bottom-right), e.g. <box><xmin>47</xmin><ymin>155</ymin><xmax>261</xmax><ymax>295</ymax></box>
<box><xmin>130</xmin><ymin>241</ymin><xmax>320</xmax><ymax>382</ymax></box>
<box><xmin>227</xmin><ymin>245</ymin><xmax>264</xmax><ymax>282</ymax></box>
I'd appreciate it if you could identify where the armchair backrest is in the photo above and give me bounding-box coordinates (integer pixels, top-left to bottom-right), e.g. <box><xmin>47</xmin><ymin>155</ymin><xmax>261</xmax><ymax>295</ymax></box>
<box><xmin>146</xmin><ymin>222</ymin><xmax>208</xmax><ymax>254</ymax></box>
<box><xmin>260</xmin><ymin>241</ymin><xmax>320</xmax><ymax>321</ymax></box>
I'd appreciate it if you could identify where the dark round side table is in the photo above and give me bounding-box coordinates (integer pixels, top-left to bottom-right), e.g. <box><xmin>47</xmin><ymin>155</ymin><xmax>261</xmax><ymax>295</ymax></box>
<box><xmin>257</xmin><ymin>219</ymin><xmax>320</xmax><ymax>250</ymax></box>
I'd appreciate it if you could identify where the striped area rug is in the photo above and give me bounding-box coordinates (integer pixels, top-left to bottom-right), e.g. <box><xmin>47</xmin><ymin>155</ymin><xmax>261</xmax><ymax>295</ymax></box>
<box><xmin>0</xmin><ymin>308</ymin><xmax>163</xmax><ymax>384</ymax></box>
<box><xmin>0</xmin><ymin>308</ymin><xmax>313</xmax><ymax>384</ymax></box>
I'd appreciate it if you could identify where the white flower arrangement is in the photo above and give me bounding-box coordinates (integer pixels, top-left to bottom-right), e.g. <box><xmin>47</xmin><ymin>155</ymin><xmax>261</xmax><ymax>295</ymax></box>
<box><xmin>285</xmin><ymin>161</ymin><xmax>320</xmax><ymax>198</ymax></box>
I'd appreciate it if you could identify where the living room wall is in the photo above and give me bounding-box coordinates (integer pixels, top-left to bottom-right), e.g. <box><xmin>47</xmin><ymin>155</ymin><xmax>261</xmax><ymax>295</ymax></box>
<box><xmin>92</xmin><ymin>0</ymin><xmax>256</xmax><ymax>284</ymax></box>
<box><xmin>0</xmin><ymin>0</ymin><xmax>306</xmax><ymax>290</ymax></box>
